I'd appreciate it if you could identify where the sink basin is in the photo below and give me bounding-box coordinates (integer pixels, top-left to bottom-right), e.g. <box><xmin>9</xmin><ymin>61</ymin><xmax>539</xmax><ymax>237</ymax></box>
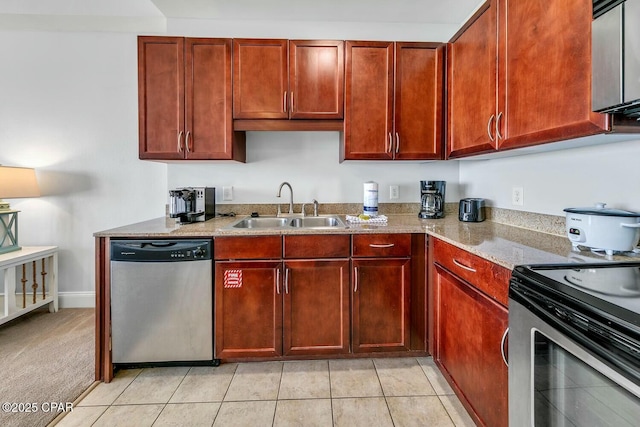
<box><xmin>227</xmin><ymin>215</ymin><xmax>346</xmax><ymax>230</ymax></box>
<box><xmin>230</xmin><ymin>217</ymin><xmax>290</xmax><ymax>229</ymax></box>
<box><xmin>289</xmin><ymin>216</ymin><xmax>346</xmax><ymax>228</ymax></box>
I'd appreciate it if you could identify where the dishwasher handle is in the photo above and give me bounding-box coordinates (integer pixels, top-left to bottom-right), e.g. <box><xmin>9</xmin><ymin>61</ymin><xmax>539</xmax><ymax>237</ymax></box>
<box><xmin>110</xmin><ymin>240</ymin><xmax>212</xmax><ymax>262</ymax></box>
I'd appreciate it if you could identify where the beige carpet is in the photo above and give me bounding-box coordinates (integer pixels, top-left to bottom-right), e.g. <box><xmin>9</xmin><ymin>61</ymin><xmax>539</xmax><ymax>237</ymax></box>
<box><xmin>0</xmin><ymin>307</ymin><xmax>94</xmax><ymax>427</ymax></box>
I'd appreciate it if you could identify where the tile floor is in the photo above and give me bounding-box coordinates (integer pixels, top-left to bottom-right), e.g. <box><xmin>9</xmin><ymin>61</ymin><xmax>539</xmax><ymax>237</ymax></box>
<box><xmin>56</xmin><ymin>357</ymin><xmax>475</xmax><ymax>427</ymax></box>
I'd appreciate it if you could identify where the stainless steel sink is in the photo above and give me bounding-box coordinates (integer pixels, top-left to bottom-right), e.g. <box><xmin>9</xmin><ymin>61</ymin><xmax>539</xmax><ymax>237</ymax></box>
<box><xmin>229</xmin><ymin>217</ymin><xmax>290</xmax><ymax>229</ymax></box>
<box><xmin>227</xmin><ymin>215</ymin><xmax>346</xmax><ymax>230</ymax></box>
<box><xmin>289</xmin><ymin>216</ymin><xmax>346</xmax><ymax>228</ymax></box>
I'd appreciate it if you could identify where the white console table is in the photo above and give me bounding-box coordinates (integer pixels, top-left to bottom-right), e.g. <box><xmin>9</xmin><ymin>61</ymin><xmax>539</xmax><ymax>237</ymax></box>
<box><xmin>0</xmin><ymin>246</ymin><xmax>58</xmax><ymax>326</ymax></box>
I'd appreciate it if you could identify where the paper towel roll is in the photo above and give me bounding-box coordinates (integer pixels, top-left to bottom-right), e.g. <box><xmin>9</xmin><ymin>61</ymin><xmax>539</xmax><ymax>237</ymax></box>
<box><xmin>363</xmin><ymin>181</ymin><xmax>378</xmax><ymax>216</ymax></box>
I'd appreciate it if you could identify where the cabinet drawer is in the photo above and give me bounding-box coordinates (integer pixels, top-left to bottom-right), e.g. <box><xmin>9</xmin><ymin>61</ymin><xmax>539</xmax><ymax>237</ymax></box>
<box><xmin>284</xmin><ymin>234</ymin><xmax>350</xmax><ymax>259</ymax></box>
<box><xmin>352</xmin><ymin>234</ymin><xmax>411</xmax><ymax>257</ymax></box>
<box><xmin>214</xmin><ymin>236</ymin><xmax>282</xmax><ymax>260</ymax></box>
<box><xmin>433</xmin><ymin>238</ymin><xmax>510</xmax><ymax>306</ymax></box>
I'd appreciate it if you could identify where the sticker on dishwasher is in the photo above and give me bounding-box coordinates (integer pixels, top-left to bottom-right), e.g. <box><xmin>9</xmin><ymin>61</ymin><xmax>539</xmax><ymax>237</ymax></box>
<box><xmin>224</xmin><ymin>270</ymin><xmax>243</xmax><ymax>288</ymax></box>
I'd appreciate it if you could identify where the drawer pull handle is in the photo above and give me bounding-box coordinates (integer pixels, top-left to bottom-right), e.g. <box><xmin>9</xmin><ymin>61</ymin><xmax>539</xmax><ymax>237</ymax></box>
<box><xmin>369</xmin><ymin>243</ymin><xmax>395</xmax><ymax>248</ymax></box>
<box><xmin>452</xmin><ymin>258</ymin><xmax>476</xmax><ymax>273</ymax></box>
<box><xmin>500</xmin><ymin>327</ymin><xmax>509</xmax><ymax>367</ymax></box>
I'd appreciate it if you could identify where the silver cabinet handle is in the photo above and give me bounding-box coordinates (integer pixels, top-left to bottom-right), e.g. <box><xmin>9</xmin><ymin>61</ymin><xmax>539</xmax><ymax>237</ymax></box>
<box><xmin>185</xmin><ymin>131</ymin><xmax>191</xmax><ymax>153</ymax></box>
<box><xmin>284</xmin><ymin>91</ymin><xmax>288</xmax><ymax>113</ymax></box>
<box><xmin>387</xmin><ymin>132</ymin><xmax>393</xmax><ymax>153</ymax></box>
<box><xmin>369</xmin><ymin>243</ymin><xmax>395</xmax><ymax>248</ymax></box>
<box><xmin>395</xmin><ymin>132</ymin><xmax>400</xmax><ymax>153</ymax></box>
<box><xmin>354</xmin><ymin>266</ymin><xmax>358</xmax><ymax>293</ymax></box>
<box><xmin>452</xmin><ymin>258</ymin><xmax>476</xmax><ymax>273</ymax></box>
<box><xmin>177</xmin><ymin>130</ymin><xmax>184</xmax><ymax>153</ymax></box>
<box><xmin>500</xmin><ymin>327</ymin><xmax>509</xmax><ymax>367</ymax></box>
<box><xmin>496</xmin><ymin>112</ymin><xmax>503</xmax><ymax>140</ymax></box>
<box><xmin>276</xmin><ymin>268</ymin><xmax>281</xmax><ymax>295</ymax></box>
<box><xmin>285</xmin><ymin>268</ymin><xmax>290</xmax><ymax>294</ymax></box>
<box><xmin>290</xmin><ymin>92</ymin><xmax>294</xmax><ymax>113</ymax></box>
<box><xmin>487</xmin><ymin>114</ymin><xmax>495</xmax><ymax>142</ymax></box>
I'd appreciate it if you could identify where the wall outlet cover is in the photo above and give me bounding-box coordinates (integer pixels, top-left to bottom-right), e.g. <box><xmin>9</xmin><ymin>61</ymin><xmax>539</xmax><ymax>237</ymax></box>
<box><xmin>390</xmin><ymin>185</ymin><xmax>399</xmax><ymax>200</ymax></box>
<box><xmin>223</xmin><ymin>186</ymin><xmax>233</xmax><ymax>201</ymax></box>
<box><xmin>512</xmin><ymin>186</ymin><xmax>524</xmax><ymax>206</ymax></box>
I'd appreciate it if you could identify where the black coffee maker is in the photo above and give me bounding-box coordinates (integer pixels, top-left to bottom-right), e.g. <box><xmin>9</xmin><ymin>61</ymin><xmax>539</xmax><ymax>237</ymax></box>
<box><xmin>419</xmin><ymin>181</ymin><xmax>446</xmax><ymax>219</ymax></box>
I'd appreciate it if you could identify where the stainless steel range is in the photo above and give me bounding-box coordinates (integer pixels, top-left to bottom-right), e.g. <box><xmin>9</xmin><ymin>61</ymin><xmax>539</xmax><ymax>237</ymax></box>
<box><xmin>509</xmin><ymin>262</ymin><xmax>640</xmax><ymax>426</ymax></box>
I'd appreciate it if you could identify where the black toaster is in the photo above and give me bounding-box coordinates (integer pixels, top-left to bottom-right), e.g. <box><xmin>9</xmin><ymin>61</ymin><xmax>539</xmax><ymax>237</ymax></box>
<box><xmin>459</xmin><ymin>198</ymin><xmax>485</xmax><ymax>222</ymax></box>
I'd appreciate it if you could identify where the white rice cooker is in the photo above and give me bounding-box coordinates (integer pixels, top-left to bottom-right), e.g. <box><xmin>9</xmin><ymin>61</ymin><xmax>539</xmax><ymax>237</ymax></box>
<box><xmin>564</xmin><ymin>203</ymin><xmax>640</xmax><ymax>255</ymax></box>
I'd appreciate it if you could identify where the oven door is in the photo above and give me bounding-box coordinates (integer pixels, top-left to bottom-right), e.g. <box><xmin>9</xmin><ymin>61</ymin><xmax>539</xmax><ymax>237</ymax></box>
<box><xmin>509</xmin><ymin>297</ymin><xmax>640</xmax><ymax>426</ymax></box>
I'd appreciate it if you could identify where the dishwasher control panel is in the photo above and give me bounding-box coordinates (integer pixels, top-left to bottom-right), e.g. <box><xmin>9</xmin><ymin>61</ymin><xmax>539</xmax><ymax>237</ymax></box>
<box><xmin>110</xmin><ymin>240</ymin><xmax>212</xmax><ymax>262</ymax></box>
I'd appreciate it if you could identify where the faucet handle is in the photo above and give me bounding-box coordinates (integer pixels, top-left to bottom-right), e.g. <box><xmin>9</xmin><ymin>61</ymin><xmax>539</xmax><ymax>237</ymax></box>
<box><xmin>301</xmin><ymin>203</ymin><xmax>307</xmax><ymax>217</ymax></box>
<box><xmin>312</xmin><ymin>199</ymin><xmax>319</xmax><ymax>217</ymax></box>
<box><xmin>276</xmin><ymin>204</ymin><xmax>281</xmax><ymax>216</ymax></box>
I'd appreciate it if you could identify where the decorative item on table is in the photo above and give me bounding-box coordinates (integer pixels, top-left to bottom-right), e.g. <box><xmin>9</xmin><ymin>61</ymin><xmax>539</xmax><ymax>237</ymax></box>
<box><xmin>0</xmin><ymin>166</ymin><xmax>40</xmax><ymax>254</ymax></box>
<box><xmin>363</xmin><ymin>181</ymin><xmax>378</xmax><ymax>217</ymax></box>
<box><xmin>346</xmin><ymin>214</ymin><xmax>388</xmax><ymax>224</ymax></box>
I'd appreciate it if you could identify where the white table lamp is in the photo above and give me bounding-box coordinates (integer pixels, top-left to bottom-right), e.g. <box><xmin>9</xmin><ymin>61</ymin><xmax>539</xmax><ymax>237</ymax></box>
<box><xmin>0</xmin><ymin>166</ymin><xmax>40</xmax><ymax>254</ymax></box>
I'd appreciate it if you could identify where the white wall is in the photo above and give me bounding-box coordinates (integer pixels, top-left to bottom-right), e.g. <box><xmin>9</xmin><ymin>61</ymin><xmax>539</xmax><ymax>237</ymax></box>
<box><xmin>168</xmin><ymin>132</ymin><xmax>460</xmax><ymax>206</ymax></box>
<box><xmin>0</xmin><ymin>31</ymin><xmax>167</xmax><ymax>303</ymax></box>
<box><xmin>458</xmin><ymin>139</ymin><xmax>640</xmax><ymax>216</ymax></box>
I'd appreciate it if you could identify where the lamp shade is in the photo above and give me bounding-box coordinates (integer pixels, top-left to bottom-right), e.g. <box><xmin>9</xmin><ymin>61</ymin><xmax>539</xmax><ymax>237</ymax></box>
<box><xmin>0</xmin><ymin>166</ymin><xmax>40</xmax><ymax>199</ymax></box>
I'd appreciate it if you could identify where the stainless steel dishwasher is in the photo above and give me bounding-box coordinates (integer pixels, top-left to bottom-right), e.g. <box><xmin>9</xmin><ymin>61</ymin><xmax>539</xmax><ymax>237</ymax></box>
<box><xmin>110</xmin><ymin>239</ymin><xmax>215</xmax><ymax>366</ymax></box>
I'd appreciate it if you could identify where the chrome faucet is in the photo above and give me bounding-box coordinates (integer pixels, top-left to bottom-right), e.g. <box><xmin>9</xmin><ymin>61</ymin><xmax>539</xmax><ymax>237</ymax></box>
<box><xmin>276</xmin><ymin>182</ymin><xmax>294</xmax><ymax>216</ymax></box>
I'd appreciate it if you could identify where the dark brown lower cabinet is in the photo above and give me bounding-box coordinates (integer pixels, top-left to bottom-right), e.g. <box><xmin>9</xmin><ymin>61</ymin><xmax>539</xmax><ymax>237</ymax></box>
<box><xmin>283</xmin><ymin>259</ymin><xmax>350</xmax><ymax>356</ymax></box>
<box><xmin>215</xmin><ymin>261</ymin><xmax>283</xmax><ymax>359</ymax></box>
<box><xmin>352</xmin><ymin>258</ymin><xmax>411</xmax><ymax>352</ymax></box>
<box><xmin>433</xmin><ymin>263</ymin><xmax>508</xmax><ymax>427</ymax></box>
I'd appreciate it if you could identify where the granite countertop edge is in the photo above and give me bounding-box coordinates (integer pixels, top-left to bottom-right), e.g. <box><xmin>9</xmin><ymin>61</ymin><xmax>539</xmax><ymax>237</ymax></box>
<box><xmin>95</xmin><ymin>214</ymin><xmax>638</xmax><ymax>269</ymax></box>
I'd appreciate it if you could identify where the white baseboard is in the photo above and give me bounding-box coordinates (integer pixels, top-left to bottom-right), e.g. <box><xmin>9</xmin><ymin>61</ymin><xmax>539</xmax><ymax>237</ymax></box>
<box><xmin>59</xmin><ymin>292</ymin><xmax>95</xmax><ymax>308</ymax></box>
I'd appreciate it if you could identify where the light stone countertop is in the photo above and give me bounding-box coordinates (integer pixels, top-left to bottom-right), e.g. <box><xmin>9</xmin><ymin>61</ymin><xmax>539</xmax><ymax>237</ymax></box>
<box><xmin>94</xmin><ymin>213</ymin><xmax>640</xmax><ymax>270</ymax></box>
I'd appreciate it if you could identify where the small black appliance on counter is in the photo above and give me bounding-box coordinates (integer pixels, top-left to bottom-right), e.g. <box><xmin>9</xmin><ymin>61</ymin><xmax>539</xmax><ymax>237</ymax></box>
<box><xmin>459</xmin><ymin>198</ymin><xmax>485</xmax><ymax>222</ymax></box>
<box><xmin>419</xmin><ymin>180</ymin><xmax>446</xmax><ymax>219</ymax></box>
<box><xmin>169</xmin><ymin>187</ymin><xmax>215</xmax><ymax>223</ymax></box>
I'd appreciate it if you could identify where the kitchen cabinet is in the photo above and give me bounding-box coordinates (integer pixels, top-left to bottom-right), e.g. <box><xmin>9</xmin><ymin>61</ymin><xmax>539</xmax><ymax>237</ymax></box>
<box><xmin>283</xmin><ymin>234</ymin><xmax>350</xmax><ymax>355</ymax></box>
<box><xmin>447</xmin><ymin>0</ymin><xmax>608</xmax><ymax>159</ymax></box>
<box><xmin>214</xmin><ymin>236</ymin><xmax>282</xmax><ymax>359</ymax></box>
<box><xmin>430</xmin><ymin>238</ymin><xmax>510</xmax><ymax>427</ymax></box>
<box><xmin>351</xmin><ymin>234</ymin><xmax>411</xmax><ymax>352</ymax></box>
<box><xmin>343</xmin><ymin>41</ymin><xmax>444</xmax><ymax>161</ymax></box>
<box><xmin>138</xmin><ymin>37</ymin><xmax>246</xmax><ymax>161</ymax></box>
<box><xmin>215</xmin><ymin>234</ymin><xmax>350</xmax><ymax>359</ymax></box>
<box><xmin>232</xmin><ymin>39</ymin><xmax>344</xmax><ymax>121</ymax></box>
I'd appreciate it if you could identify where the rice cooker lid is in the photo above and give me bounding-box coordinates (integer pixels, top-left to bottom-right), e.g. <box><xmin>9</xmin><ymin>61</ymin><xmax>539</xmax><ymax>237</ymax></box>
<box><xmin>564</xmin><ymin>203</ymin><xmax>640</xmax><ymax>218</ymax></box>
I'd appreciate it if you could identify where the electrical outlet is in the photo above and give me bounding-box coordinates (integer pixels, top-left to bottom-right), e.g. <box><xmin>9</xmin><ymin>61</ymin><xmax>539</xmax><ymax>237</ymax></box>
<box><xmin>512</xmin><ymin>186</ymin><xmax>524</xmax><ymax>206</ymax></box>
<box><xmin>390</xmin><ymin>185</ymin><xmax>399</xmax><ymax>200</ymax></box>
<box><xmin>223</xmin><ymin>186</ymin><xmax>233</xmax><ymax>201</ymax></box>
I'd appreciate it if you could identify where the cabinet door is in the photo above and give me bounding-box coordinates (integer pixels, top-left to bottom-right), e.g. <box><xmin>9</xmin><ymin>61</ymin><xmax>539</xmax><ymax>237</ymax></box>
<box><xmin>344</xmin><ymin>41</ymin><xmax>394</xmax><ymax>160</ymax></box>
<box><xmin>434</xmin><ymin>264</ymin><xmax>508</xmax><ymax>427</ymax></box>
<box><xmin>394</xmin><ymin>42</ymin><xmax>444</xmax><ymax>160</ymax></box>
<box><xmin>289</xmin><ymin>40</ymin><xmax>344</xmax><ymax>119</ymax></box>
<box><xmin>283</xmin><ymin>260</ymin><xmax>350</xmax><ymax>356</ymax></box>
<box><xmin>352</xmin><ymin>258</ymin><xmax>410</xmax><ymax>352</ymax></box>
<box><xmin>185</xmin><ymin>38</ymin><xmax>243</xmax><ymax>160</ymax></box>
<box><xmin>215</xmin><ymin>261</ymin><xmax>283</xmax><ymax>358</ymax></box>
<box><xmin>138</xmin><ymin>37</ymin><xmax>185</xmax><ymax>160</ymax></box>
<box><xmin>498</xmin><ymin>0</ymin><xmax>607</xmax><ymax>149</ymax></box>
<box><xmin>447</xmin><ymin>1</ymin><xmax>499</xmax><ymax>158</ymax></box>
<box><xmin>233</xmin><ymin>39</ymin><xmax>288</xmax><ymax>119</ymax></box>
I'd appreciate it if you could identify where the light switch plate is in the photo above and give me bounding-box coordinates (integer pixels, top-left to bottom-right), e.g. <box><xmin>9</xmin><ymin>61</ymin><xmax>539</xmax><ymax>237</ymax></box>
<box><xmin>223</xmin><ymin>186</ymin><xmax>233</xmax><ymax>201</ymax></box>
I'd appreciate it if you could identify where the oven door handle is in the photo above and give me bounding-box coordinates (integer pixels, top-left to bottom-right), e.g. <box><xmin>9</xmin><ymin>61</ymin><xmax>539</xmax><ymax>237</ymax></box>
<box><xmin>500</xmin><ymin>327</ymin><xmax>509</xmax><ymax>367</ymax></box>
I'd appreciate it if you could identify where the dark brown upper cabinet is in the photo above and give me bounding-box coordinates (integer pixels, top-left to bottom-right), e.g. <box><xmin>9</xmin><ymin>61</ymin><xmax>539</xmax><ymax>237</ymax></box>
<box><xmin>343</xmin><ymin>41</ymin><xmax>445</xmax><ymax>161</ymax></box>
<box><xmin>232</xmin><ymin>39</ymin><xmax>344</xmax><ymax>124</ymax></box>
<box><xmin>447</xmin><ymin>0</ymin><xmax>609</xmax><ymax>159</ymax></box>
<box><xmin>138</xmin><ymin>36</ymin><xmax>245</xmax><ymax>161</ymax></box>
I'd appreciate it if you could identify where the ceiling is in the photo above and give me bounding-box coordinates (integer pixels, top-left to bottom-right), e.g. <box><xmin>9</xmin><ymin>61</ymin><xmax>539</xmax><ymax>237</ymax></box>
<box><xmin>0</xmin><ymin>0</ymin><xmax>483</xmax><ymax>28</ymax></box>
<box><xmin>149</xmin><ymin>0</ymin><xmax>482</xmax><ymax>25</ymax></box>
